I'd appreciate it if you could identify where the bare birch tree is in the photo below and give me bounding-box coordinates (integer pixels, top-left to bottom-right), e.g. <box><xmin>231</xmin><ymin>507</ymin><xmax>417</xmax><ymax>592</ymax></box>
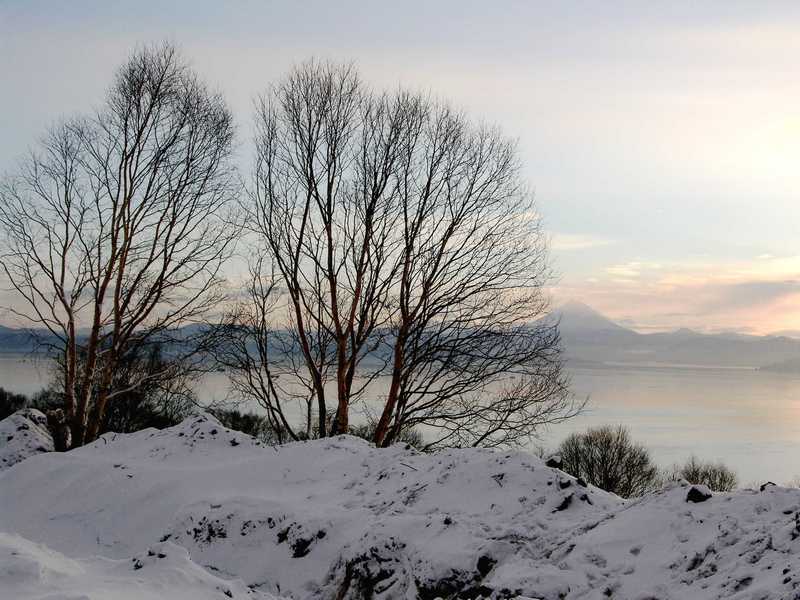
<box><xmin>249</xmin><ymin>62</ymin><xmax>409</xmax><ymax>435</ymax></box>
<box><xmin>0</xmin><ymin>43</ymin><xmax>237</xmax><ymax>447</ymax></box>
<box><xmin>372</xmin><ymin>105</ymin><xmax>579</xmax><ymax>449</ymax></box>
<box><xmin>244</xmin><ymin>61</ymin><xmax>579</xmax><ymax>447</ymax></box>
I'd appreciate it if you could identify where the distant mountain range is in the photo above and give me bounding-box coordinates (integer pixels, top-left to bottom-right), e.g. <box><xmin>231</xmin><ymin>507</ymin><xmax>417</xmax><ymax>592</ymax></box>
<box><xmin>0</xmin><ymin>326</ymin><xmax>49</xmax><ymax>355</ymax></box>
<box><xmin>3</xmin><ymin>303</ymin><xmax>800</xmax><ymax>372</ymax></box>
<box><xmin>553</xmin><ymin>301</ymin><xmax>800</xmax><ymax>371</ymax></box>
<box><xmin>0</xmin><ymin>324</ymin><xmax>210</xmax><ymax>356</ymax></box>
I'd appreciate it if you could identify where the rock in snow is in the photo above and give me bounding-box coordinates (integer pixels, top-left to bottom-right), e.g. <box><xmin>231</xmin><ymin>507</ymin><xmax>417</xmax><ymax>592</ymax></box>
<box><xmin>2</xmin><ymin>413</ymin><xmax>800</xmax><ymax>599</ymax></box>
<box><xmin>0</xmin><ymin>408</ymin><xmax>53</xmax><ymax>472</ymax></box>
<box><xmin>686</xmin><ymin>484</ymin><xmax>713</xmax><ymax>503</ymax></box>
<box><xmin>544</xmin><ymin>454</ymin><xmax>562</xmax><ymax>469</ymax></box>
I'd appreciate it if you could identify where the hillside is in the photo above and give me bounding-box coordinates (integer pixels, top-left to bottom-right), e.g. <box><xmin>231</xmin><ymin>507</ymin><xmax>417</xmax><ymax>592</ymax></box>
<box><xmin>551</xmin><ymin>301</ymin><xmax>632</xmax><ymax>335</ymax></box>
<box><xmin>556</xmin><ymin>302</ymin><xmax>800</xmax><ymax>369</ymax></box>
<box><xmin>2</xmin><ymin>412</ymin><xmax>800</xmax><ymax>599</ymax></box>
<box><xmin>0</xmin><ymin>325</ymin><xmax>44</xmax><ymax>354</ymax></box>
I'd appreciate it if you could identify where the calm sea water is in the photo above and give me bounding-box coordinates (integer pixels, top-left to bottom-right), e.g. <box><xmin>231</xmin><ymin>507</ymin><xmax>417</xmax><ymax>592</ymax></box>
<box><xmin>3</xmin><ymin>354</ymin><xmax>799</xmax><ymax>485</ymax></box>
<box><xmin>550</xmin><ymin>365</ymin><xmax>800</xmax><ymax>486</ymax></box>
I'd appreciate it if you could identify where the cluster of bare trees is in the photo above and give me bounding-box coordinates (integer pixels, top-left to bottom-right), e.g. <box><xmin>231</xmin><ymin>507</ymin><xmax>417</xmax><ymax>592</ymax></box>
<box><xmin>221</xmin><ymin>60</ymin><xmax>580</xmax><ymax>449</ymax></box>
<box><xmin>0</xmin><ymin>45</ymin><xmax>579</xmax><ymax>450</ymax></box>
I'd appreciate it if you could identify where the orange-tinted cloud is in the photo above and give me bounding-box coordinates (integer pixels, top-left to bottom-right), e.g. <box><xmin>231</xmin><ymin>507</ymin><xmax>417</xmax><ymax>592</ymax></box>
<box><xmin>554</xmin><ymin>255</ymin><xmax>800</xmax><ymax>334</ymax></box>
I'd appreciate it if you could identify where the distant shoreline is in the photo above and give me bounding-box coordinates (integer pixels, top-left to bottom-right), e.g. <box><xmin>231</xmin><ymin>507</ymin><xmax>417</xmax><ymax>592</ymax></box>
<box><xmin>567</xmin><ymin>358</ymin><xmax>765</xmax><ymax>373</ymax></box>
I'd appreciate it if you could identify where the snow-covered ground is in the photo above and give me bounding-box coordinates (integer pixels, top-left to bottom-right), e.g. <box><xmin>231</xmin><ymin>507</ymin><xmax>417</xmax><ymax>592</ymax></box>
<box><xmin>0</xmin><ymin>532</ymin><xmax>279</xmax><ymax>600</ymax></box>
<box><xmin>1</xmin><ymin>412</ymin><xmax>800</xmax><ymax>599</ymax></box>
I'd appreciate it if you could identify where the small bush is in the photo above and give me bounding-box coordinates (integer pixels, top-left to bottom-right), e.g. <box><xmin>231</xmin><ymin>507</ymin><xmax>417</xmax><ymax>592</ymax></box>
<box><xmin>0</xmin><ymin>387</ymin><xmax>29</xmax><ymax>420</ymax></box>
<box><xmin>349</xmin><ymin>421</ymin><xmax>424</xmax><ymax>450</ymax></box>
<box><xmin>665</xmin><ymin>455</ymin><xmax>738</xmax><ymax>491</ymax></box>
<box><xmin>212</xmin><ymin>408</ymin><xmax>426</xmax><ymax>449</ymax></box>
<box><xmin>101</xmin><ymin>393</ymin><xmax>192</xmax><ymax>434</ymax></box>
<box><xmin>558</xmin><ymin>425</ymin><xmax>659</xmax><ymax>498</ymax></box>
<box><xmin>211</xmin><ymin>408</ymin><xmax>285</xmax><ymax>444</ymax></box>
<box><xmin>29</xmin><ymin>389</ymin><xmax>61</xmax><ymax>413</ymax></box>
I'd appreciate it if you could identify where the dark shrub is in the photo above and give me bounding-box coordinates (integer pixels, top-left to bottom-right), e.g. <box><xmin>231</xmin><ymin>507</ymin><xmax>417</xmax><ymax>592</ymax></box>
<box><xmin>666</xmin><ymin>455</ymin><xmax>737</xmax><ymax>491</ymax></box>
<box><xmin>212</xmin><ymin>408</ymin><xmax>426</xmax><ymax>449</ymax></box>
<box><xmin>558</xmin><ymin>424</ymin><xmax>659</xmax><ymax>498</ymax></box>
<box><xmin>349</xmin><ymin>421</ymin><xmax>424</xmax><ymax>449</ymax></box>
<box><xmin>210</xmin><ymin>408</ymin><xmax>282</xmax><ymax>444</ymax></box>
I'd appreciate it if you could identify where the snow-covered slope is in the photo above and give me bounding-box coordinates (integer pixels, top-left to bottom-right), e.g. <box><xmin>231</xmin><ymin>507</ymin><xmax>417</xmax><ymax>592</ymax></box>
<box><xmin>1</xmin><ymin>413</ymin><xmax>799</xmax><ymax>599</ymax></box>
<box><xmin>0</xmin><ymin>408</ymin><xmax>53</xmax><ymax>472</ymax></box>
<box><xmin>0</xmin><ymin>532</ymin><xmax>280</xmax><ymax>600</ymax></box>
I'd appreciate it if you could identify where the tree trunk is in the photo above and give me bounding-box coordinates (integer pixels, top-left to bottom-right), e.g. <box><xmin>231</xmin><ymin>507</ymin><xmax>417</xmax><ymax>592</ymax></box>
<box><xmin>332</xmin><ymin>346</ymin><xmax>350</xmax><ymax>435</ymax></box>
<box><xmin>85</xmin><ymin>349</ymin><xmax>119</xmax><ymax>442</ymax></box>
<box><xmin>374</xmin><ymin>330</ymin><xmax>405</xmax><ymax>447</ymax></box>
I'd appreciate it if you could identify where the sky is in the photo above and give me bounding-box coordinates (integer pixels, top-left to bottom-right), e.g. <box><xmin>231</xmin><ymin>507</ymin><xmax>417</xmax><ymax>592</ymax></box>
<box><xmin>1</xmin><ymin>1</ymin><xmax>799</xmax><ymax>334</ymax></box>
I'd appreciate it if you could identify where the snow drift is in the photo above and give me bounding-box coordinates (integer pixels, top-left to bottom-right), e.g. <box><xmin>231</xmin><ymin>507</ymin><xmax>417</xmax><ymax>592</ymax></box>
<box><xmin>1</xmin><ymin>412</ymin><xmax>800</xmax><ymax>599</ymax></box>
<box><xmin>0</xmin><ymin>408</ymin><xmax>52</xmax><ymax>472</ymax></box>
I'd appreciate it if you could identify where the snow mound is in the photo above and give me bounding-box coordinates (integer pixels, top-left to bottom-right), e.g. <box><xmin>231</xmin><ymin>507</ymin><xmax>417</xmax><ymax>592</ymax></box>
<box><xmin>0</xmin><ymin>408</ymin><xmax>53</xmax><ymax>472</ymax></box>
<box><xmin>491</xmin><ymin>480</ymin><xmax>800</xmax><ymax>599</ymax></box>
<box><xmin>3</xmin><ymin>413</ymin><xmax>800</xmax><ymax>598</ymax></box>
<box><xmin>0</xmin><ymin>532</ymin><xmax>282</xmax><ymax>600</ymax></box>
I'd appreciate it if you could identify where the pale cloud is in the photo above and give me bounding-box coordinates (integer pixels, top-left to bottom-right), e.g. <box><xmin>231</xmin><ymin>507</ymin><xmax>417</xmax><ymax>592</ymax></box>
<box><xmin>605</xmin><ymin>264</ymin><xmax>640</xmax><ymax>279</ymax></box>
<box><xmin>550</xmin><ymin>234</ymin><xmax>615</xmax><ymax>252</ymax></box>
<box><xmin>604</xmin><ymin>261</ymin><xmax>663</xmax><ymax>280</ymax></box>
